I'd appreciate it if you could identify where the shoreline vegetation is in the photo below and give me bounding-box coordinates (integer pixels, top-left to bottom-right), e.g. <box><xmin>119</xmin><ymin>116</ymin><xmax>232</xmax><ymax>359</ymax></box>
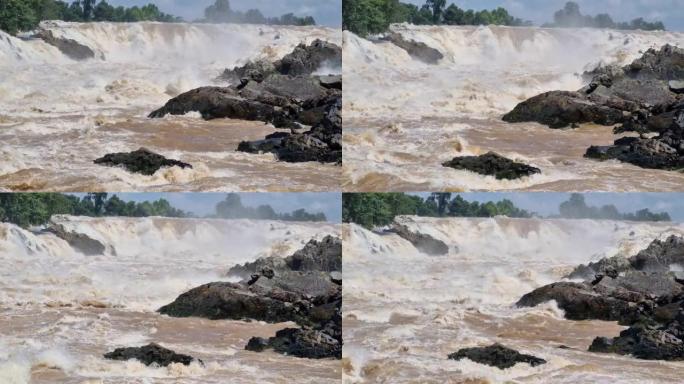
<box><xmin>0</xmin><ymin>193</ymin><xmax>327</xmax><ymax>227</ymax></box>
<box><xmin>342</xmin><ymin>0</ymin><xmax>665</xmax><ymax>37</ymax></box>
<box><xmin>342</xmin><ymin>193</ymin><xmax>671</xmax><ymax>229</ymax></box>
<box><xmin>0</xmin><ymin>0</ymin><xmax>316</xmax><ymax>36</ymax></box>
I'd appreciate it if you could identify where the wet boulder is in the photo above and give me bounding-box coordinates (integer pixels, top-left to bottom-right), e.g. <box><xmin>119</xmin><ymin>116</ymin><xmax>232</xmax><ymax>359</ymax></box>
<box><xmin>274</xmin><ymin>39</ymin><xmax>342</xmax><ymax>76</ymax></box>
<box><xmin>246</xmin><ymin>327</ymin><xmax>341</xmax><ymax>359</ymax></box>
<box><xmin>104</xmin><ymin>343</ymin><xmax>201</xmax><ymax>367</ymax></box>
<box><xmin>94</xmin><ymin>148</ymin><xmax>192</xmax><ymax>176</ymax></box>
<box><xmin>285</xmin><ymin>235</ymin><xmax>342</xmax><ymax>272</ymax></box>
<box><xmin>442</xmin><ymin>151</ymin><xmax>541</xmax><ymax>180</ymax></box>
<box><xmin>46</xmin><ymin>223</ymin><xmax>107</xmax><ymax>256</ymax></box>
<box><xmin>391</xmin><ymin>223</ymin><xmax>448</xmax><ymax>256</ymax></box>
<box><xmin>383</xmin><ymin>32</ymin><xmax>443</xmax><ymax>64</ymax></box>
<box><xmin>35</xmin><ymin>29</ymin><xmax>95</xmax><ymax>60</ymax></box>
<box><xmin>448</xmin><ymin>343</ymin><xmax>546</xmax><ymax>369</ymax></box>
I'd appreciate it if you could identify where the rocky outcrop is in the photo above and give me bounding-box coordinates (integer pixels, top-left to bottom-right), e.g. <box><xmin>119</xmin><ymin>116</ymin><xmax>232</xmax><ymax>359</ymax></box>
<box><xmin>160</xmin><ymin>235</ymin><xmax>342</xmax><ymax>359</ymax></box>
<box><xmin>219</xmin><ymin>39</ymin><xmax>341</xmax><ymax>82</ymax></box>
<box><xmin>46</xmin><ymin>222</ymin><xmax>107</xmax><ymax>256</ymax></box>
<box><xmin>517</xmin><ymin>235</ymin><xmax>684</xmax><ymax>360</ymax></box>
<box><xmin>152</xmin><ymin>41</ymin><xmax>342</xmax><ymax>164</ymax></box>
<box><xmin>35</xmin><ymin>29</ymin><xmax>95</xmax><ymax>60</ymax></box>
<box><xmin>104</xmin><ymin>343</ymin><xmax>201</xmax><ymax>366</ymax></box>
<box><xmin>383</xmin><ymin>32</ymin><xmax>443</xmax><ymax>64</ymax></box>
<box><xmin>94</xmin><ymin>148</ymin><xmax>192</xmax><ymax>176</ymax></box>
<box><xmin>442</xmin><ymin>152</ymin><xmax>541</xmax><ymax>180</ymax></box>
<box><xmin>504</xmin><ymin>44</ymin><xmax>684</xmax><ymax>171</ymax></box>
<box><xmin>390</xmin><ymin>223</ymin><xmax>448</xmax><ymax>256</ymax></box>
<box><xmin>448</xmin><ymin>344</ymin><xmax>546</xmax><ymax>369</ymax></box>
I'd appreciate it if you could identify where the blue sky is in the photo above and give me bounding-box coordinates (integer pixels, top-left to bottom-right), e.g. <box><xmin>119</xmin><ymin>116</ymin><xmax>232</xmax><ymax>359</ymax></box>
<box><xmin>404</xmin><ymin>0</ymin><xmax>684</xmax><ymax>31</ymax></box>
<box><xmin>413</xmin><ymin>193</ymin><xmax>684</xmax><ymax>222</ymax></box>
<box><xmin>109</xmin><ymin>0</ymin><xmax>341</xmax><ymax>26</ymax></box>
<box><xmin>75</xmin><ymin>193</ymin><xmax>341</xmax><ymax>222</ymax></box>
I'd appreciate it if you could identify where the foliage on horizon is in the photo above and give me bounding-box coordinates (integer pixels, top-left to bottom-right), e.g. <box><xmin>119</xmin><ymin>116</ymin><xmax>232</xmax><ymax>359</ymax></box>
<box><xmin>543</xmin><ymin>2</ymin><xmax>665</xmax><ymax>31</ymax></box>
<box><xmin>342</xmin><ymin>192</ymin><xmax>533</xmax><ymax>229</ymax></box>
<box><xmin>342</xmin><ymin>193</ymin><xmax>671</xmax><ymax>229</ymax></box>
<box><xmin>0</xmin><ymin>193</ymin><xmax>186</xmax><ymax>228</ymax></box>
<box><xmin>342</xmin><ymin>0</ymin><xmax>530</xmax><ymax>37</ymax></box>
<box><xmin>202</xmin><ymin>0</ymin><xmax>315</xmax><ymax>26</ymax></box>
<box><xmin>212</xmin><ymin>193</ymin><xmax>327</xmax><ymax>222</ymax></box>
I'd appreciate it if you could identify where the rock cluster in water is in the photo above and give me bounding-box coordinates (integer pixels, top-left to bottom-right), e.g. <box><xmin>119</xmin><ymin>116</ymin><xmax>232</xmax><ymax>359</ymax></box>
<box><xmin>35</xmin><ymin>28</ymin><xmax>96</xmax><ymax>60</ymax></box>
<box><xmin>149</xmin><ymin>40</ymin><xmax>342</xmax><ymax>164</ymax></box>
<box><xmin>104</xmin><ymin>343</ymin><xmax>202</xmax><ymax>367</ymax></box>
<box><xmin>448</xmin><ymin>343</ymin><xmax>546</xmax><ymax>369</ymax></box>
<box><xmin>94</xmin><ymin>148</ymin><xmax>192</xmax><ymax>176</ymax></box>
<box><xmin>159</xmin><ymin>236</ymin><xmax>342</xmax><ymax>359</ymax></box>
<box><xmin>381</xmin><ymin>32</ymin><xmax>444</xmax><ymax>64</ymax></box>
<box><xmin>517</xmin><ymin>235</ymin><xmax>684</xmax><ymax>360</ymax></box>
<box><xmin>504</xmin><ymin>44</ymin><xmax>684</xmax><ymax>171</ymax></box>
<box><xmin>442</xmin><ymin>151</ymin><xmax>541</xmax><ymax>180</ymax></box>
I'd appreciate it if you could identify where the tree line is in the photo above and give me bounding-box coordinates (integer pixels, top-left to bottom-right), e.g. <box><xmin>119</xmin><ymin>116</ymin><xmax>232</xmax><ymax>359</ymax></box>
<box><xmin>343</xmin><ymin>0</ymin><xmax>530</xmax><ymax>36</ymax></box>
<box><xmin>0</xmin><ymin>193</ymin><xmax>186</xmax><ymax>228</ymax></box>
<box><xmin>554</xmin><ymin>193</ymin><xmax>671</xmax><ymax>221</ymax></box>
<box><xmin>343</xmin><ymin>193</ymin><xmax>671</xmax><ymax>229</ymax></box>
<box><xmin>543</xmin><ymin>2</ymin><xmax>665</xmax><ymax>31</ymax></box>
<box><xmin>342</xmin><ymin>193</ymin><xmax>532</xmax><ymax>228</ymax></box>
<box><xmin>0</xmin><ymin>0</ymin><xmax>317</xmax><ymax>36</ymax></box>
<box><xmin>202</xmin><ymin>0</ymin><xmax>315</xmax><ymax>26</ymax></box>
<box><xmin>212</xmin><ymin>193</ymin><xmax>327</xmax><ymax>222</ymax></box>
<box><xmin>0</xmin><ymin>0</ymin><xmax>180</xmax><ymax>35</ymax></box>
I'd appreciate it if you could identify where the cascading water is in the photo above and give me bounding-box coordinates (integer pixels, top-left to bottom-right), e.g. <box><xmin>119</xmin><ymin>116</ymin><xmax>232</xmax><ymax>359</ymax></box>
<box><xmin>343</xmin><ymin>216</ymin><xmax>684</xmax><ymax>383</ymax></box>
<box><xmin>0</xmin><ymin>215</ymin><xmax>340</xmax><ymax>383</ymax></box>
<box><xmin>0</xmin><ymin>21</ymin><xmax>341</xmax><ymax>192</ymax></box>
<box><xmin>343</xmin><ymin>24</ymin><xmax>684</xmax><ymax>192</ymax></box>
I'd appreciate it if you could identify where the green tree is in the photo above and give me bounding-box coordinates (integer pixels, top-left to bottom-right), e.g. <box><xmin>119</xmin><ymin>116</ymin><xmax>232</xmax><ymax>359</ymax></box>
<box><xmin>0</xmin><ymin>0</ymin><xmax>37</xmax><ymax>35</ymax></box>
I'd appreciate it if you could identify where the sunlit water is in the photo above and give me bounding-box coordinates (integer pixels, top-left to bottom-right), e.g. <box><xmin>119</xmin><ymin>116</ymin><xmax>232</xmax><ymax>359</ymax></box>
<box><xmin>0</xmin><ymin>21</ymin><xmax>341</xmax><ymax>192</ymax></box>
<box><xmin>343</xmin><ymin>216</ymin><xmax>684</xmax><ymax>383</ymax></box>
<box><xmin>0</xmin><ymin>215</ymin><xmax>341</xmax><ymax>383</ymax></box>
<box><xmin>343</xmin><ymin>25</ymin><xmax>684</xmax><ymax>191</ymax></box>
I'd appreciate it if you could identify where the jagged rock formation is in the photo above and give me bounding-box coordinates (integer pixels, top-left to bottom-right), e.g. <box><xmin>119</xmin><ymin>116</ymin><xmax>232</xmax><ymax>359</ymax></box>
<box><xmin>104</xmin><ymin>343</ymin><xmax>201</xmax><ymax>367</ymax></box>
<box><xmin>448</xmin><ymin>343</ymin><xmax>546</xmax><ymax>369</ymax></box>
<box><xmin>442</xmin><ymin>152</ymin><xmax>541</xmax><ymax>180</ymax></box>
<box><xmin>94</xmin><ymin>148</ymin><xmax>192</xmax><ymax>176</ymax></box>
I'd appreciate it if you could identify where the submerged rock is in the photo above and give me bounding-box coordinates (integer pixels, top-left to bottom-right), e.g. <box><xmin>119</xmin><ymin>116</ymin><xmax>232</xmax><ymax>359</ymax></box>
<box><xmin>35</xmin><ymin>29</ymin><xmax>95</xmax><ymax>60</ymax></box>
<box><xmin>448</xmin><ymin>344</ymin><xmax>546</xmax><ymax>369</ymax></box>
<box><xmin>391</xmin><ymin>223</ymin><xmax>448</xmax><ymax>256</ymax></box>
<box><xmin>104</xmin><ymin>343</ymin><xmax>201</xmax><ymax>367</ymax></box>
<box><xmin>442</xmin><ymin>151</ymin><xmax>541</xmax><ymax>180</ymax></box>
<box><xmin>383</xmin><ymin>32</ymin><xmax>443</xmax><ymax>64</ymax></box>
<box><xmin>94</xmin><ymin>148</ymin><xmax>192</xmax><ymax>176</ymax></box>
<box><xmin>517</xmin><ymin>235</ymin><xmax>684</xmax><ymax>361</ymax></box>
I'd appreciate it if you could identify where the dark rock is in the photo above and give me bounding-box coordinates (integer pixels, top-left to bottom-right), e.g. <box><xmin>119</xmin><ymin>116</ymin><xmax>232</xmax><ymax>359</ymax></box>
<box><xmin>318</xmin><ymin>75</ymin><xmax>342</xmax><ymax>90</ymax></box>
<box><xmin>447</xmin><ymin>343</ymin><xmax>546</xmax><ymax>369</ymax></box>
<box><xmin>391</xmin><ymin>223</ymin><xmax>448</xmax><ymax>256</ymax></box>
<box><xmin>104</xmin><ymin>343</ymin><xmax>201</xmax><ymax>367</ymax></box>
<box><xmin>46</xmin><ymin>222</ymin><xmax>107</xmax><ymax>256</ymax></box>
<box><xmin>285</xmin><ymin>235</ymin><xmax>342</xmax><ymax>272</ymax></box>
<box><xmin>35</xmin><ymin>29</ymin><xmax>95</xmax><ymax>60</ymax></box>
<box><xmin>94</xmin><ymin>148</ymin><xmax>192</xmax><ymax>176</ymax></box>
<box><xmin>383</xmin><ymin>32</ymin><xmax>443</xmax><ymax>64</ymax></box>
<box><xmin>245</xmin><ymin>327</ymin><xmax>341</xmax><ymax>359</ymax></box>
<box><xmin>442</xmin><ymin>151</ymin><xmax>541</xmax><ymax>180</ymax></box>
<box><xmin>274</xmin><ymin>39</ymin><xmax>342</xmax><ymax>76</ymax></box>
<box><xmin>502</xmin><ymin>91</ymin><xmax>629</xmax><ymax>129</ymax></box>
<box><xmin>589</xmin><ymin>320</ymin><xmax>684</xmax><ymax>360</ymax></box>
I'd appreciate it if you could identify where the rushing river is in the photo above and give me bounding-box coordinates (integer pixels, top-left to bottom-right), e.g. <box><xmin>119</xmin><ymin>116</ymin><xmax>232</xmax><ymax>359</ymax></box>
<box><xmin>0</xmin><ymin>21</ymin><xmax>341</xmax><ymax>192</ymax></box>
<box><xmin>343</xmin><ymin>25</ymin><xmax>684</xmax><ymax>191</ymax></box>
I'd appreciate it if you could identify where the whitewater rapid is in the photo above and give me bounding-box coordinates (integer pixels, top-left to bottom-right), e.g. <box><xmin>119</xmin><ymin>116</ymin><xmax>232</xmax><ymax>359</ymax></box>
<box><xmin>343</xmin><ymin>216</ymin><xmax>684</xmax><ymax>383</ymax></box>
<box><xmin>343</xmin><ymin>25</ymin><xmax>684</xmax><ymax>191</ymax></box>
<box><xmin>0</xmin><ymin>215</ymin><xmax>340</xmax><ymax>383</ymax></box>
<box><xmin>0</xmin><ymin>21</ymin><xmax>341</xmax><ymax>192</ymax></box>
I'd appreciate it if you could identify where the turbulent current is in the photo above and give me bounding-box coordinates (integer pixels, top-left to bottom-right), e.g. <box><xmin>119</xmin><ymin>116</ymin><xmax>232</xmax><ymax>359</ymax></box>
<box><xmin>343</xmin><ymin>25</ymin><xmax>684</xmax><ymax>191</ymax></box>
<box><xmin>343</xmin><ymin>216</ymin><xmax>684</xmax><ymax>383</ymax></box>
<box><xmin>0</xmin><ymin>215</ymin><xmax>340</xmax><ymax>383</ymax></box>
<box><xmin>0</xmin><ymin>21</ymin><xmax>340</xmax><ymax>192</ymax></box>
